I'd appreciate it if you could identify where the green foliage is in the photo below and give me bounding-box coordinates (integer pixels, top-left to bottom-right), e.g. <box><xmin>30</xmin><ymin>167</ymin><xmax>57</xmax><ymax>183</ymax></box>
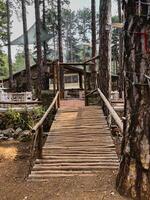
<box><xmin>5</xmin><ymin>106</ymin><xmax>45</xmax><ymax>130</ymax></box>
<box><xmin>6</xmin><ymin>109</ymin><xmax>22</xmax><ymax>128</ymax></box>
<box><xmin>112</xmin><ymin>15</ymin><xmax>119</xmax><ymax>23</ymax></box>
<box><xmin>0</xmin><ymin>53</ymin><xmax>9</xmax><ymax>79</ymax></box>
<box><xmin>0</xmin><ymin>0</ymin><xmax>7</xmax><ymax>67</ymax></box>
<box><xmin>76</xmin><ymin>8</ymin><xmax>91</xmax><ymax>43</ymax></box>
<box><xmin>31</xmin><ymin>106</ymin><xmax>45</xmax><ymax>121</ymax></box>
<box><xmin>0</xmin><ymin>0</ymin><xmax>7</xmax><ymax>42</ymax></box>
<box><xmin>45</xmin><ymin>1</ymin><xmax>98</xmax><ymax>62</ymax></box>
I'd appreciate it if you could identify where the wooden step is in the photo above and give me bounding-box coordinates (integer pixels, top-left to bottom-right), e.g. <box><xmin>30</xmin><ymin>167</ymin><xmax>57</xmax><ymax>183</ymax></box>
<box><xmin>33</xmin><ymin>165</ymin><xmax>119</xmax><ymax>171</ymax></box>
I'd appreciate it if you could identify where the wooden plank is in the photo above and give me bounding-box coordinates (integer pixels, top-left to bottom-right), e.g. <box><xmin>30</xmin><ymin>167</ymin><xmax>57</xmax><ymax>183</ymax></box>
<box><xmin>33</xmin><ymin>165</ymin><xmax>119</xmax><ymax>170</ymax></box>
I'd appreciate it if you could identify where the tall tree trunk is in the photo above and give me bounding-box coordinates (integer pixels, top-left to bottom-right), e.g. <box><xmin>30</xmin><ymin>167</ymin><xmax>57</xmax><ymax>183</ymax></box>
<box><xmin>91</xmin><ymin>0</ymin><xmax>97</xmax><ymax>90</ymax></box>
<box><xmin>34</xmin><ymin>0</ymin><xmax>43</xmax><ymax>98</ymax></box>
<box><xmin>117</xmin><ymin>0</ymin><xmax>124</xmax><ymax>98</ymax></box>
<box><xmin>42</xmin><ymin>0</ymin><xmax>47</xmax><ymax>63</ymax></box>
<box><xmin>51</xmin><ymin>0</ymin><xmax>56</xmax><ymax>58</ymax></box>
<box><xmin>57</xmin><ymin>0</ymin><xmax>64</xmax><ymax>98</ymax></box>
<box><xmin>116</xmin><ymin>1</ymin><xmax>150</xmax><ymax>199</ymax></box>
<box><xmin>99</xmin><ymin>0</ymin><xmax>112</xmax><ymax>114</ymax></box>
<box><xmin>21</xmin><ymin>0</ymin><xmax>32</xmax><ymax>91</ymax></box>
<box><xmin>6</xmin><ymin>0</ymin><xmax>13</xmax><ymax>89</ymax></box>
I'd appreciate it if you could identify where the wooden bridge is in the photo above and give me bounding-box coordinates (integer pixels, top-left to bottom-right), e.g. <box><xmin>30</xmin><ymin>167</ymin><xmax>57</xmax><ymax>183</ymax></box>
<box><xmin>27</xmin><ymin>57</ymin><xmax>123</xmax><ymax>181</ymax></box>
<box><xmin>28</xmin><ymin>90</ymin><xmax>122</xmax><ymax>181</ymax></box>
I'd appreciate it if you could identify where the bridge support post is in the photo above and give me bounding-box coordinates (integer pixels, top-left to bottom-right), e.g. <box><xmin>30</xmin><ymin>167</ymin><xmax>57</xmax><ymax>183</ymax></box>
<box><xmin>53</xmin><ymin>63</ymin><xmax>57</xmax><ymax>111</ymax></box>
<box><xmin>84</xmin><ymin>64</ymin><xmax>88</xmax><ymax>106</ymax></box>
<box><xmin>56</xmin><ymin>62</ymin><xmax>60</xmax><ymax>108</ymax></box>
<box><xmin>79</xmin><ymin>73</ymin><xmax>83</xmax><ymax>89</ymax></box>
<box><xmin>37</xmin><ymin>125</ymin><xmax>43</xmax><ymax>159</ymax></box>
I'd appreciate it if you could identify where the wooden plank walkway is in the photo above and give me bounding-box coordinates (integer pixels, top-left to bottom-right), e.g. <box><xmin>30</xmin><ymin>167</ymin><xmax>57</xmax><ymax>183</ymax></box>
<box><xmin>29</xmin><ymin>106</ymin><xmax>119</xmax><ymax>181</ymax></box>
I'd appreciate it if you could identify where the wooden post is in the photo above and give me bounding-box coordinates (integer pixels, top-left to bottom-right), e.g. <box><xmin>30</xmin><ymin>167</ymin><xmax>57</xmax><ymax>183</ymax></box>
<box><xmin>53</xmin><ymin>63</ymin><xmax>57</xmax><ymax>111</ymax></box>
<box><xmin>37</xmin><ymin>126</ymin><xmax>43</xmax><ymax>159</ymax></box>
<box><xmin>84</xmin><ymin>64</ymin><xmax>88</xmax><ymax>106</ymax></box>
<box><xmin>57</xmin><ymin>62</ymin><xmax>60</xmax><ymax>108</ymax></box>
<box><xmin>53</xmin><ymin>63</ymin><xmax>56</xmax><ymax>96</ymax></box>
<box><xmin>79</xmin><ymin>73</ymin><xmax>83</xmax><ymax>89</ymax></box>
<box><xmin>57</xmin><ymin>0</ymin><xmax>64</xmax><ymax>99</ymax></box>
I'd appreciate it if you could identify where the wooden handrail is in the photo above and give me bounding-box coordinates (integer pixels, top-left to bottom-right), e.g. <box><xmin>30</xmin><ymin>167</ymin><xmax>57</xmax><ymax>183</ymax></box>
<box><xmin>84</xmin><ymin>55</ymin><xmax>100</xmax><ymax>64</ymax></box>
<box><xmin>32</xmin><ymin>91</ymin><xmax>60</xmax><ymax>133</ymax></box>
<box><xmin>85</xmin><ymin>89</ymin><xmax>97</xmax><ymax>97</ymax></box>
<box><xmin>59</xmin><ymin>62</ymin><xmax>95</xmax><ymax>66</ymax></box>
<box><xmin>97</xmin><ymin>88</ymin><xmax>123</xmax><ymax>132</ymax></box>
<box><xmin>31</xmin><ymin>91</ymin><xmax>60</xmax><ymax>159</ymax></box>
<box><xmin>85</xmin><ymin>87</ymin><xmax>123</xmax><ymax>132</ymax></box>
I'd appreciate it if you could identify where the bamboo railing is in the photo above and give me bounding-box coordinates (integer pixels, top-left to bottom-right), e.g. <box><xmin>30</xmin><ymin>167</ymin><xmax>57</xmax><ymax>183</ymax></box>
<box><xmin>97</xmin><ymin>88</ymin><xmax>123</xmax><ymax>132</ymax></box>
<box><xmin>86</xmin><ymin>88</ymin><xmax>123</xmax><ymax>133</ymax></box>
<box><xmin>31</xmin><ymin>91</ymin><xmax>60</xmax><ymax>159</ymax></box>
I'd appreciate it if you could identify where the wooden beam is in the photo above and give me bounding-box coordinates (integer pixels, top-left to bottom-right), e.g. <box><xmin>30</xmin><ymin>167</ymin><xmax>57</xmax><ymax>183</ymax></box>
<box><xmin>79</xmin><ymin>73</ymin><xmax>83</xmax><ymax>89</ymax></box>
<box><xmin>84</xmin><ymin>64</ymin><xmax>88</xmax><ymax>106</ymax></box>
<box><xmin>84</xmin><ymin>55</ymin><xmax>99</xmax><ymax>64</ymax></box>
<box><xmin>60</xmin><ymin>62</ymin><xmax>94</xmax><ymax>66</ymax></box>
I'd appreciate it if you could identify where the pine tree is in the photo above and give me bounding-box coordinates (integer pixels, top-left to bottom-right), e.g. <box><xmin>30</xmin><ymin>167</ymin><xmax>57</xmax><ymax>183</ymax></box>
<box><xmin>76</xmin><ymin>8</ymin><xmax>91</xmax><ymax>60</ymax></box>
<box><xmin>116</xmin><ymin>1</ymin><xmax>150</xmax><ymax>199</ymax></box>
<box><xmin>117</xmin><ymin>0</ymin><xmax>124</xmax><ymax>97</ymax></box>
<box><xmin>98</xmin><ymin>0</ymin><xmax>112</xmax><ymax>114</ymax></box>
<box><xmin>0</xmin><ymin>0</ymin><xmax>7</xmax><ymax>67</ymax></box>
<box><xmin>34</xmin><ymin>0</ymin><xmax>43</xmax><ymax>97</ymax></box>
<box><xmin>91</xmin><ymin>0</ymin><xmax>97</xmax><ymax>89</ymax></box>
<box><xmin>6</xmin><ymin>0</ymin><xmax>13</xmax><ymax>89</ymax></box>
<box><xmin>57</xmin><ymin>0</ymin><xmax>64</xmax><ymax>98</ymax></box>
<box><xmin>21</xmin><ymin>0</ymin><xmax>32</xmax><ymax>91</ymax></box>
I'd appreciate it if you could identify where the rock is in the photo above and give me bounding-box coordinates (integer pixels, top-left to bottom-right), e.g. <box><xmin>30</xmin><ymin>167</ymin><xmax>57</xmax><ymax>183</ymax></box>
<box><xmin>111</xmin><ymin>192</ymin><xmax>115</xmax><ymax>195</ymax></box>
<box><xmin>0</xmin><ymin>136</ymin><xmax>8</xmax><ymax>141</ymax></box>
<box><xmin>13</xmin><ymin>128</ymin><xmax>22</xmax><ymax>139</ymax></box>
<box><xmin>18</xmin><ymin>130</ymin><xmax>31</xmax><ymax>142</ymax></box>
<box><xmin>0</xmin><ymin>134</ymin><xmax>4</xmax><ymax>138</ymax></box>
<box><xmin>2</xmin><ymin>128</ymin><xmax>15</xmax><ymax>138</ymax></box>
<box><xmin>15</xmin><ymin>127</ymin><xmax>22</xmax><ymax>134</ymax></box>
<box><xmin>8</xmin><ymin>137</ymin><xmax>14</xmax><ymax>141</ymax></box>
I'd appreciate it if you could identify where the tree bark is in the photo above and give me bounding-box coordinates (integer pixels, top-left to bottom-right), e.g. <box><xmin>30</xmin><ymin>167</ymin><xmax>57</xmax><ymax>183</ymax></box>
<box><xmin>57</xmin><ymin>0</ymin><xmax>64</xmax><ymax>98</ymax></box>
<box><xmin>21</xmin><ymin>0</ymin><xmax>32</xmax><ymax>91</ymax></box>
<box><xmin>117</xmin><ymin>0</ymin><xmax>124</xmax><ymax>98</ymax></box>
<box><xmin>116</xmin><ymin>1</ymin><xmax>150</xmax><ymax>199</ymax></box>
<box><xmin>99</xmin><ymin>0</ymin><xmax>112</xmax><ymax>114</ymax></box>
<box><xmin>6</xmin><ymin>0</ymin><xmax>13</xmax><ymax>89</ymax></box>
<box><xmin>34</xmin><ymin>0</ymin><xmax>43</xmax><ymax>98</ymax></box>
<box><xmin>91</xmin><ymin>0</ymin><xmax>97</xmax><ymax>90</ymax></box>
<box><xmin>42</xmin><ymin>0</ymin><xmax>47</xmax><ymax>64</ymax></box>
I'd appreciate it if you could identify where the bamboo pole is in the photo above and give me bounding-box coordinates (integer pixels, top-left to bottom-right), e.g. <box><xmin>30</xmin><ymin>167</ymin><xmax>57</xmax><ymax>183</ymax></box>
<box><xmin>97</xmin><ymin>88</ymin><xmax>123</xmax><ymax>132</ymax></box>
<box><xmin>32</xmin><ymin>91</ymin><xmax>59</xmax><ymax>133</ymax></box>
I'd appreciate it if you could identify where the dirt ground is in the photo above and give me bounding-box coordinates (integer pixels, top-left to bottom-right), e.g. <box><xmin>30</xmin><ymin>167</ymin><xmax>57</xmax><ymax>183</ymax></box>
<box><xmin>0</xmin><ymin>141</ymin><xmax>128</xmax><ymax>200</ymax></box>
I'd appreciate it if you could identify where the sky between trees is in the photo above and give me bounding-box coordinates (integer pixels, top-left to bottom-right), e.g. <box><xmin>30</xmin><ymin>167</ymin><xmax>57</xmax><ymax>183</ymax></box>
<box><xmin>3</xmin><ymin>0</ymin><xmax>117</xmax><ymax>60</ymax></box>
